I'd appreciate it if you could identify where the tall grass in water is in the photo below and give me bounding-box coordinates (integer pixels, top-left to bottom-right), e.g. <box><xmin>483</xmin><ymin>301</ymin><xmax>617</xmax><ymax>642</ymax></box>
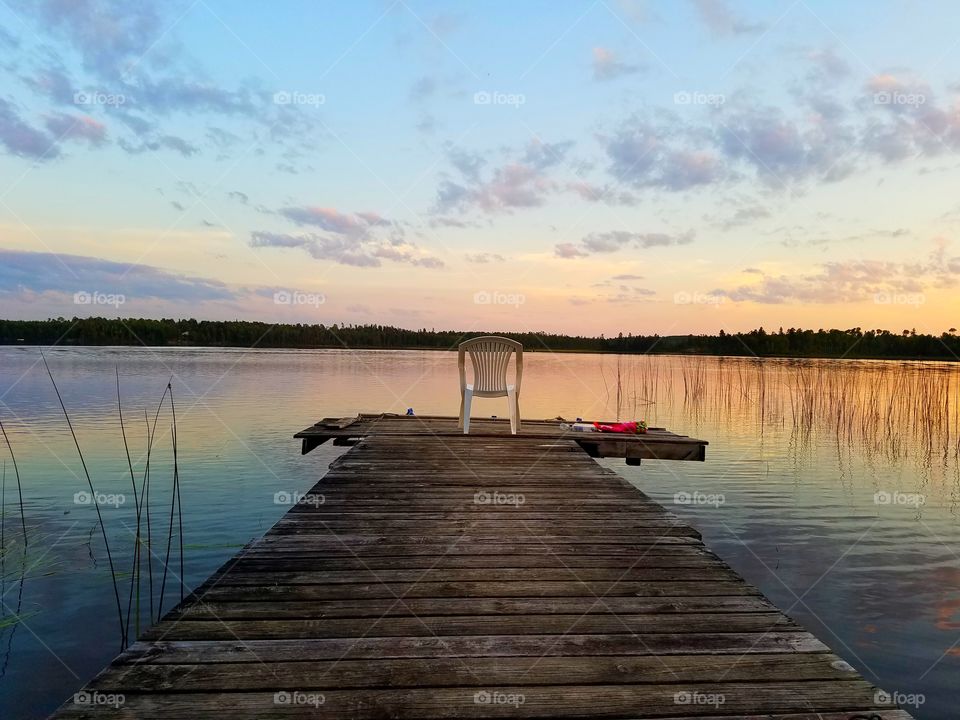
<box><xmin>24</xmin><ymin>358</ymin><xmax>186</xmax><ymax>648</ymax></box>
<box><xmin>125</xmin><ymin>376</ymin><xmax>189</xmax><ymax>631</ymax></box>
<box><xmin>157</xmin><ymin>383</ymin><xmax>183</xmax><ymax>619</ymax></box>
<box><xmin>41</xmin><ymin>352</ymin><xmax>126</xmax><ymax>648</ymax></box>
<box><xmin>0</xmin><ymin>420</ymin><xmax>26</xmax><ymax>544</ymax></box>
<box><xmin>118</xmin><ymin>369</ymin><xmax>143</xmax><ymax>641</ymax></box>
<box><xmin>605</xmin><ymin>355</ymin><xmax>960</xmax><ymax>467</ymax></box>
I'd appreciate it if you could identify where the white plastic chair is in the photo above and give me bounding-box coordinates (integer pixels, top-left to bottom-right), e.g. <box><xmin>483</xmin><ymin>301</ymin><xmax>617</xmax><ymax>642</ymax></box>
<box><xmin>458</xmin><ymin>336</ymin><xmax>523</xmax><ymax>434</ymax></box>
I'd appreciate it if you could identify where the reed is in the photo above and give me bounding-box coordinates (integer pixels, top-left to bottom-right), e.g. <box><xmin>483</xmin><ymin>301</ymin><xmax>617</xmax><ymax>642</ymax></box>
<box><xmin>0</xmin><ymin>420</ymin><xmax>26</xmax><ymax>545</ymax></box>
<box><xmin>157</xmin><ymin>382</ymin><xmax>184</xmax><ymax>619</ymax></box>
<box><xmin>117</xmin><ymin>368</ymin><xmax>143</xmax><ymax>642</ymax></box>
<box><xmin>41</xmin><ymin>351</ymin><xmax>126</xmax><ymax>648</ymax></box>
<box><xmin>606</xmin><ymin>355</ymin><xmax>960</xmax><ymax>466</ymax></box>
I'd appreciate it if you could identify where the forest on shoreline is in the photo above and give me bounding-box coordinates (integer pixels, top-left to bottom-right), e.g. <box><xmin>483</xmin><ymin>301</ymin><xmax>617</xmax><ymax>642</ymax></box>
<box><xmin>1</xmin><ymin>317</ymin><xmax>958</xmax><ymax>360</ymax></box>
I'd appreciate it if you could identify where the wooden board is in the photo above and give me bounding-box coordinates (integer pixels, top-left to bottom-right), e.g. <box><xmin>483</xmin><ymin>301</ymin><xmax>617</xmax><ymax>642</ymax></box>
<box><xmin>295</xmin><ymin>413</ymin><xmax>708</xmax><ymax>461</ymax></box>
<box><xmin>51</xmin><ymin>435</ymin><xmax>910</xmax><ymax>719</ymax></box>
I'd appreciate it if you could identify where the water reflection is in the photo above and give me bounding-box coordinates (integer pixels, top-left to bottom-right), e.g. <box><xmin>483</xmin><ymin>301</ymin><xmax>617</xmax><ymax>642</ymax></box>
<box><xmin>0</xmin><ymin>346</ymin><xmax>958</xmax><ymax>718</ymax></box>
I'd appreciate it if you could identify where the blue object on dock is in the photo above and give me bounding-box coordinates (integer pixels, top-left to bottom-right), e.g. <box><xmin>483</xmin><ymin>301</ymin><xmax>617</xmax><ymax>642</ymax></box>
<box><xmin>406</xmin><ymin>407</ymin><xmax>415</xmax><ymax>415</ymax></box>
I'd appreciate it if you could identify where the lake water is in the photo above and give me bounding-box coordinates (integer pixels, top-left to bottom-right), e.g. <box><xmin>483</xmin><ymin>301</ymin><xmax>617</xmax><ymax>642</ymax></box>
<box><xmin>0</xmin><ymin>346</ymin><xmax>958</xmax><ymax>718</ymax></box>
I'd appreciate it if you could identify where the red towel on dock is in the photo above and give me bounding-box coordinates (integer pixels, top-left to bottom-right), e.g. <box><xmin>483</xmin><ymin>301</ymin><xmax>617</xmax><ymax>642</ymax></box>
<box><xmin>593</xmin><ymin>421</ymin><xmax>646</xmax><ymax>434</ymax></box>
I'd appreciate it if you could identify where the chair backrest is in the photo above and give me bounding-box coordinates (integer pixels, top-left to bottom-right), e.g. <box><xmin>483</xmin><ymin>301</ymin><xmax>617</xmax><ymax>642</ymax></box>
<box><xmin>458</xmin><ymin>336</ymin><xmax>523</xmax><ymax>394</ymax></box>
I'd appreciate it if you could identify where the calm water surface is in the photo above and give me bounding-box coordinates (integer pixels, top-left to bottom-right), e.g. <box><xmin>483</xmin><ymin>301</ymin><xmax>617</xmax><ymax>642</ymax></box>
<box><xmin>0</xmin><ymin>346</ymin><xmax>958</xmax><ymax>718</ymax></box>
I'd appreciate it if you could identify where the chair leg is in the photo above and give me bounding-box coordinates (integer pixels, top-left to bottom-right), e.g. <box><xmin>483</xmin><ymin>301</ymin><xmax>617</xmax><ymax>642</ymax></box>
<box><xmin>507</xmin><ymin>386</ymin><xmax>518</xmax><ymax>434</ymax></box>
<box><xmin>515</xmin><ymin>392</ymin><xmax>521</xmax><ymax>432</ymax></box>
<box><xmin>457</xmin><ymin>391</ymin><xmax>464</xmax><ymax>428</ymax></box>
<box><xmin>462</xmin><ymin>387</ymin><xmax>473</xmax><ymax>434</ymax></box>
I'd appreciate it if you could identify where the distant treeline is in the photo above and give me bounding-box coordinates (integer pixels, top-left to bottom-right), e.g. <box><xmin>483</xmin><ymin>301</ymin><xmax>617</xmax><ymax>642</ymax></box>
<box><xmin>1</xmin><ymin>318</ymin><xmax>958</xmax><ymax>359</ymax></box>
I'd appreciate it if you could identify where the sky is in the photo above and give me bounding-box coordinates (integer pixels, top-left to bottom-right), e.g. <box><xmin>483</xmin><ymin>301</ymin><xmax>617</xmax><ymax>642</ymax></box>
<box><xmin>1</xmin><ymin>0</ymin><xmax>959</xmax><ymax>336</ymax></box>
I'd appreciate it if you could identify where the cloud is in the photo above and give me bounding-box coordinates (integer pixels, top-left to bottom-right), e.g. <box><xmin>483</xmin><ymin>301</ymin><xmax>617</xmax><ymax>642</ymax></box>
<box><xmin>592</xmin><ymin>47</ymin><xmax>642</xmax><ymax>81</ymax></box>
<box><xmin>592</xmin><ymin>230</ymin><xmax>693</xmax><ymax>252</ymax></box>
<box><xmin>611</xmin><ymin>273</ymin><xmax>644</xmax><ymax>280</ymax></box>
<box><xmin>780</xmin><ymin>227</ymin><xmax>911</xmax><ymax>248</ymax></box>
<box><xmin>607</xmin><ymin>286</ymin><xmax>657</xmax><ymax>303</ymax></box>
<box><xmin>554</xmin><ymin>243</ymin><xmax>587</xmax><ymax>259</ymax></box>
<box><xmin>806</xmin><ymin>47</ymin><xmax>851</xmax><ymax>83</ymax></box>
<box><xmin>566</xmin><ymin>181</ymin><xmax>639</xmax><ymax>206</ymax></box>
<box><xmin>558</xmin><ymin>230</ymin><xmax>693</xmax><ymax>258</ymax></box>
<box><xmin>409</xmin><ymin>75</ymin><xmax>437</xmax><ymax>102</ymax></box>
<box><xmin>227</xmin><ymin>190</ymin><xmax>250</xmax><ymax>205</ymax></box>
<box><xmin>0</xmin><ymin>98</ymin><xmax>58</xmax><ymax>160</ymax></box>
<box><xmin>10</xmin><ymin>1</ymin><xmax>323</xmax><ymax>167</ymax></box>
<box><xmin>465</xmin><ymin>252</ymin><xmax>505</xmax><ymax>263</ymax></box>
<box><xmin>251</xmin><ymin>231</ymin><xmax>380</xmax><ymax>267</ymax></box>
<box><xmin>136</xmin><ymin>78</ymin><xmax>259</xmax><ymax>116</ymax></box>
<box><xmin>279</xmin><ymin>206</ymin><xmax>390</xmax><ymax>236</ymax></box>
<box><xmin>118</xmin><ymin>134</ymin><xmax>199</xmax><ymax>156</ymax></box>
<box><xmin>15</xmin><ymin>0</ymin><xmax>162</xmax><ymax>79</ymax></box>
<box><xmin>22</xmin><ymin>65</ymin><xmax>76</xmax><ymax>104</ymax></box>
<box><xmin>480</xmin><ymin>164</ymin><xmax>553</xmax><ymax>208</ymax></box>
<box><xmin>0</xmin><ymin>247</ymin><xmax>238</xmax><ymax>303</ymax></box>
<box><xmin>712</xmin><ymin>203</ymin><xmax>771</xmax><ymax>231</ymax></box>
<box><xmin>429</xmin><ymin>215</ymin><xmax>481</xmax><ymax>229</ymax></box>
<box><xmin>438</xmin><ymin>163</ymin><xmax>555</xmax><ymax>213</ymax></box>
<box><xmin>45</xmin><ymin>113</ymin><xmax>107</xmax><ymax>145</ymax></box>
<box><xmin>718</xmin><ymin>104</ymin><xmax>855</xmax><ymax>184</ymax></box>
<box><xmin>522</xmin><ymin>139</ymin><xmax>575</xmax><ymax>170</ymax></box>
<box><xmin>250</xmin><ymin>231</ymin><xmax>443</xmax><ymax>269</ymax></box>
<box><xmin>435</xmin><ymin>139</ymin><xmax>574</xmax><ymax>214</ymax></box>
<box><xmin>712</xmin><ymin>247</ymin><xmax>960</xmax><ymax>304</ymax></box>
<box><xmin>858</xmin><ymin>74</ymin><xmax>960</xmax><ymax>162</ymax></box>
<box><xmin>604</xmin><ymin>116</ymin><xmax>722</xmax><ymax>190</ymax></box>
<box><xmin>689</xmin><ymin>0</ymin><xmax>764</xmax><ymax>36</ymax></box>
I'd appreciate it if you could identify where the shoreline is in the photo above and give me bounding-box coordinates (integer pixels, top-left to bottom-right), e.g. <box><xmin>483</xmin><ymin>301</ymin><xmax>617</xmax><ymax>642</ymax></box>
<box><xmin>2</xmin><ymin>342</ymin><xmax>958</xmax><ymax>363</ymax></box>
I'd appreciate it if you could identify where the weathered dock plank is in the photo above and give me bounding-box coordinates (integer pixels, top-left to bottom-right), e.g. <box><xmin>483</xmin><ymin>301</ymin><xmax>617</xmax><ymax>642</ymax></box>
<box><xmin>51</xmin><ymin>432</ymin><xmax>911</xmax><ymax>719</ymax></box>
<box><xmin>295</xmin><ymin>414</ymin><xmax>708</xmax><ymax>462</ymax></box>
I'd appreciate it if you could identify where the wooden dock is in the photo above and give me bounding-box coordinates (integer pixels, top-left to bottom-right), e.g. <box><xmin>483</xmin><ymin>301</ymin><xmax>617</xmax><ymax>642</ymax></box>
<box><xmin>52</xmin><ymin>417</ymin><xmax>913</xmax><ymax>718</ymax></box>
<box><xmin>296</xmin><ymin>414</ymin><xmax>708</xmax><ymax>463</ymax></box>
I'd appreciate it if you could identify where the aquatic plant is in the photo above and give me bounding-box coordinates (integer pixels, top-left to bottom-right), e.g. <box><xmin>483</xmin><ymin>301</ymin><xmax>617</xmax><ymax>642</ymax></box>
<box><xmin>41</xmin><ymin>351</ymin><xmax>126</xmax><ymax>648</ymax></box>
<box><xmin>0</xmin><ymin>420</ymin><xmax>26</xmax><ymax>544</ymax></box>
